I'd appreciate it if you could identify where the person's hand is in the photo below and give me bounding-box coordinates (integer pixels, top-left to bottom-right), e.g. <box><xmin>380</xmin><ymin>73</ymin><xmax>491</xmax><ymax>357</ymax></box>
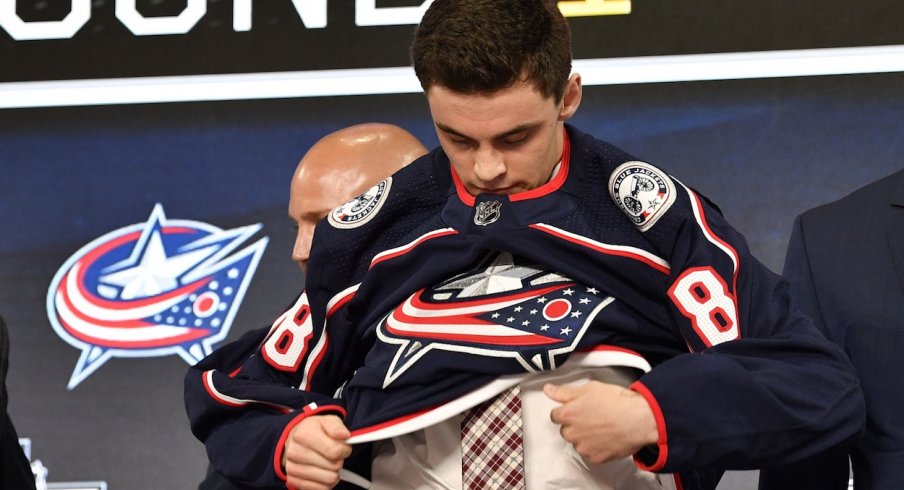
<box><xmin>545</xmin><ymin>381</ymin><xmax>658</xmax><ymax>464</ymax></box>
<box><xmin>282</xmin><ymin>414</ymin><xmax>352</xmax><ymax>490</ymax></box>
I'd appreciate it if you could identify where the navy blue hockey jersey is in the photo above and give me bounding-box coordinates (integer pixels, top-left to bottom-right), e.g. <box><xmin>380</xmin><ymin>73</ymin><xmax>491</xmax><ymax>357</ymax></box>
<box><xmin>185</xmin><ymin>125</ymin><xmax>864</xmax><ymax>489</ymax></box>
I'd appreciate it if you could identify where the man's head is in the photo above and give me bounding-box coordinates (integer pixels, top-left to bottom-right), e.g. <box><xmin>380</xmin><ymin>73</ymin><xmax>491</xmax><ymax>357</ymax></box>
<box><xmin>411</xmin><ymin>0</ymin><xmax>572</xmax><ymax>102</ymax></box>
<box><xmin>289</xmin><ymin>123</ymin><xmax>427</xmax><ymax>272</ymax></box>
<box><xmin>411</xmin><ymin>0</ymin><xmax>581</xmax><ymax>198</ymax></box>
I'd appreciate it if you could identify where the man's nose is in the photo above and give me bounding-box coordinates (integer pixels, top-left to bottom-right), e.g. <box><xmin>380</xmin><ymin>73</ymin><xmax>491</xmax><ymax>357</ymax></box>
<box><xmin>473</xmin><ymin>147</ymin><xmax>506</xmax><ymax>183</ymax></box>
<box><xmin>292</xmin><ymin>226</ymin><xmax>314</xmax><ymax>273</ymax></box>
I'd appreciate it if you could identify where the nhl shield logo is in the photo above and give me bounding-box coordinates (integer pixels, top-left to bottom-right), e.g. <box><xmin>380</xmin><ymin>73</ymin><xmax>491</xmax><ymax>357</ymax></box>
<box><xmin>473</xmin><ymin>200</ymin><xmax>502</xmax><ymax>226</ymax></box>
<box><xmin>609</xmin><ymin>161</ymin><xmax>676</xmax><ymax>232</ymax></box>
<box><xmin>46</xmin><ymin>203</ymin><xmax>267</xmax><ymax>389</ymax></box>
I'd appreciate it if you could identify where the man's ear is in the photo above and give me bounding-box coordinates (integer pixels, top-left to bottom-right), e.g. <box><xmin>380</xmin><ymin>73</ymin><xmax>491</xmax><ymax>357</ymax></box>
<box><xmin>558</xmin><ymin>73</ymin><xmax>582</xmax><ymax>121</ymax></box>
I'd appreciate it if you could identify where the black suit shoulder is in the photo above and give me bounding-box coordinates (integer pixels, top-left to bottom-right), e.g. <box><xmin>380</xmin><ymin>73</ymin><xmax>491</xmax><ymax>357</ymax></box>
<box><xmin>798</xmin><ymin>168</ymin><xmax>904</xmax><ymax>236</ymax></box>
<box><xmin>0</xmin><ymin>317</ymin><xmax>37</xmax><ymax>490</ymax></box>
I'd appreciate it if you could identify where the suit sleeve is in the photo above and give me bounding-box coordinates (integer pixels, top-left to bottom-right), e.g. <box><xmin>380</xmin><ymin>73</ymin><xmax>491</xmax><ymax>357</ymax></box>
<box><xmin>619</xmin><ymin>175</ymin><xmax>864</xmax><ymax>473</ymax></box>
<box><xmin>184</xmin><ymin>291</ymin><xmax>361</xmax><ymax>488</ymax></box>
<box><xmin>756</xmin><ymin>215</ymin><xmax>850</xmax><ymax>490</ymax></box>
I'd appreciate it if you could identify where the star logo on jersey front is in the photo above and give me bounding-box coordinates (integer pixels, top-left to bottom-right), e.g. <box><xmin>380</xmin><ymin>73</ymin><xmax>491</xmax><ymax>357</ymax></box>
<box><xmin>433</xmin><ymin>253</ymin><xmax>539</xmax><ymax>298</ymax></box>
<box><xmin>375</xmin><ymin>252</ymin><xmax>614</xmax><ymax>387</ymax></box>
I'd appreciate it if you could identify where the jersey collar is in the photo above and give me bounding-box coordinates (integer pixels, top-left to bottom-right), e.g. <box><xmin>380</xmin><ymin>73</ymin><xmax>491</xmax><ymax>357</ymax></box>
<box><xmin>451</xmin><ymin>128</ymin><xmax>571</xmax><ymax>206</ymax></box>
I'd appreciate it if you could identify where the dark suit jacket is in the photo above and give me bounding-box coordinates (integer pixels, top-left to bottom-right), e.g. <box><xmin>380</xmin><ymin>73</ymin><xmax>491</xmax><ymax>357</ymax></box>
<box><xmin>1</xmin><ymin>316</ymin><xmax>38</xmax><ymax>490</ymax></box>
<box><xmin>759</xmin><ymin>169</ymin><xmax>904</xmax><ymax>490</ymax></box>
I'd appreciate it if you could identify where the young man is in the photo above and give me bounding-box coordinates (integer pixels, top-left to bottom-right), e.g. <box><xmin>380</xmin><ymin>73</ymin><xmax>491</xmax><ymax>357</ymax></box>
<box><xmin>186</xmin><ymin>2</ymin><xmax>864</xmax><ymax>489</ymax></box>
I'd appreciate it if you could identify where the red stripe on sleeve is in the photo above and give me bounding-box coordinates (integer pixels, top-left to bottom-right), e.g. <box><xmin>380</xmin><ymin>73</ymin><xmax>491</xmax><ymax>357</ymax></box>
<box><xmin>629</xmin><ymin>380</ymin><xmax>669</xmax><ymax>472</ymax></box>
<box><xmin>274</xmin><ymin>404</ymin><xmax>348</xmax><ymax>483</ymax></box>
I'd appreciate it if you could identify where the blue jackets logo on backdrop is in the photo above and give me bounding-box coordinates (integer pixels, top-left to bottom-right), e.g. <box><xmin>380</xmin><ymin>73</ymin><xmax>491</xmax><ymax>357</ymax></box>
<box><xmin>46</xmin><ymin>203</ymin><xmax>268</xmax><ymax>389</ymax></box>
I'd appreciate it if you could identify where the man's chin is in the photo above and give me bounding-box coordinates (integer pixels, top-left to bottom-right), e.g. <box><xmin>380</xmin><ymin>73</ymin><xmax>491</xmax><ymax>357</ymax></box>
<box><xmin>473</xmin><ymin>186</ymin><xmax>518</xmax><ymax>195</ymax></box>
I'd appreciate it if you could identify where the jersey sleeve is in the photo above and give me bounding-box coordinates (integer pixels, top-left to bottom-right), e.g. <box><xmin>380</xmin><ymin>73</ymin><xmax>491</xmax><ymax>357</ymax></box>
<box><xmin>607</xmin><ymin>162</ymin><xmax>865</xmax><ymax>472</ymax></box>
<box><xmin>184</xmin><ymin>291</ymin><xmax>360</xmax><ymax>488</ymax></box>
<box><xmin>185</xmin><ymin>162</ymin><xmax>443</xmax><ymax>488</ymax></box>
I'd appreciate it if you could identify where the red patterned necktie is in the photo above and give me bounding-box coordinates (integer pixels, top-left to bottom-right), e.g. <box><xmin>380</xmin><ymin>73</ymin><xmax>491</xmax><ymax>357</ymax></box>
<box><xmin>460</xmin><ymin>385</ymin><xmax>527</xmax><ymax>489</ymax></box>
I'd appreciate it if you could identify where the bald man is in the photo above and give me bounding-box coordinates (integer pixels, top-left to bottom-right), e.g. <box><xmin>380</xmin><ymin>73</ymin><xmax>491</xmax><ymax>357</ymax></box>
<box><xmin>289</xmin><ymin>123</ymin><xmax>428</xmax><ymax>272</ymax></box>
<box><xmin>198</xmin><ymin>123</ymin><xmax>426</xmax><ymax>490</ymax></box>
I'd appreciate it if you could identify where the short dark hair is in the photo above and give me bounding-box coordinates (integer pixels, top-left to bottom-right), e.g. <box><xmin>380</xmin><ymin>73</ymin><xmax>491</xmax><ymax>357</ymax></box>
<box><xmin>411</xmin><ymin>0</ymin><xmax>573</xmax><ymax>102</ymax></box>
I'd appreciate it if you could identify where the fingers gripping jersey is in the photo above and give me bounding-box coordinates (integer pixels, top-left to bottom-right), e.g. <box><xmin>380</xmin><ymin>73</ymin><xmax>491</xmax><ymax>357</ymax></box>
<box><xmin>185</xmin><ymin>125</ymin><xmax>864</xmax><ymax>489</ymax></box>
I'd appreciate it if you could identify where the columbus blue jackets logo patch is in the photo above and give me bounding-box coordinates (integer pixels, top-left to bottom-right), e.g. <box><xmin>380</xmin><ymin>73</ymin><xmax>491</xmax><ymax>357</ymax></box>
<box><xmin>376</xmin><ymin>252</ymin><xmax>614</xmax><ymax>387</ymax></box>
<box><xmin>46</xmin><ymin>204</ymin><xmax>267</xmax><ymax>389</ymax></box>
<box><xmin>609</xmin><ymin>161</ymin><xmax>676</xmax><ymax>232</ymax></box>
<box><xmin>473</xmin><ymin>200</ymin><xmax>502</xmax><ymax>226</ymax></box>
<box><xmin>328</xmin><ymin>177</ymin><xmax>392</xmax><ymax>229</ymax></box>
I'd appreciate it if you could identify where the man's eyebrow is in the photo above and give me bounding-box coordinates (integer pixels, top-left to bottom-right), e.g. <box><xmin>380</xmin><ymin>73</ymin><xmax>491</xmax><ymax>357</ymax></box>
<box><xmin>435</xmin><ymin>123</ymin><xmax>468</xmax><ymax>139</ymax></box>
<box><xmin>436</xmin><ymin>122</ymin><xmax>542</xmax><ymax>140</ymax></box>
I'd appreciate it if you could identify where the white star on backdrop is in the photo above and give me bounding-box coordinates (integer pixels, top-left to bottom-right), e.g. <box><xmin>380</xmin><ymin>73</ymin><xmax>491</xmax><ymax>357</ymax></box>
<box><xmin>100</xmin><ymin>231</ymin><xmax>217</xmax><ymax>300</ymax></box>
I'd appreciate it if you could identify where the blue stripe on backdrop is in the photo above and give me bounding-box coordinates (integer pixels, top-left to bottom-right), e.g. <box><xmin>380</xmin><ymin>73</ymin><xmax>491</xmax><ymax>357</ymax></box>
<box><xmin>3</xmin><ymin>73</ymin><xmax>903</xmax><ymax>271</ymax></box>
<box><xmin>0</xmin><ymin>98</ymin><xmax>437</xmax><ymax>254</ymax></box>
